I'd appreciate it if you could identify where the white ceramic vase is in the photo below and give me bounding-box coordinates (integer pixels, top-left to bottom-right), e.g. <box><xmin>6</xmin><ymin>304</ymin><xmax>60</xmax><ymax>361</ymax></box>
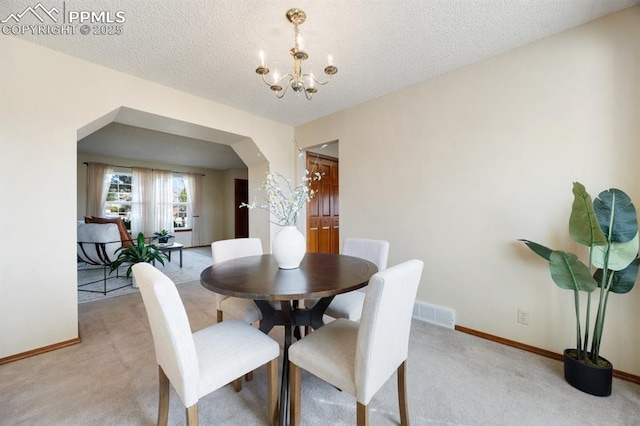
<box><xmin>272</xmin><ymin>226</ymin><xmax>306</xmax><ymax>269</ymax></box>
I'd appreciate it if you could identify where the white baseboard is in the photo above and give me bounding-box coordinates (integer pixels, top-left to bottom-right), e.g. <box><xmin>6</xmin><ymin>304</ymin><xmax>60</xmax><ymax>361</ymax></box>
<box><xmin>412</xmin><ymin>301</ymin><xmax>455</xmax><ymax>329</ymax></box>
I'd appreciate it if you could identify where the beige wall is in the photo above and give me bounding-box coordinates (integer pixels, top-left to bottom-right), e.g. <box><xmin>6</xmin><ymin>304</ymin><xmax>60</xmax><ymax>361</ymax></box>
<box><xmin>0</xmin><ymin>36</ymin><xmax>295</xmax><ymax>359</ymax></box>
<box><xmin>296</xmin><ymin>7</ymin><xmax>640</xmax><ymax>375</ymax></box>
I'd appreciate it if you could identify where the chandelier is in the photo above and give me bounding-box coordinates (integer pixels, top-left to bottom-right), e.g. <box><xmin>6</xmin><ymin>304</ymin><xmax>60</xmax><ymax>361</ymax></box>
<box><xmin>255</xmin><ymin>8</ymin><xmax>338</xmax><ymax>100</ymax></box>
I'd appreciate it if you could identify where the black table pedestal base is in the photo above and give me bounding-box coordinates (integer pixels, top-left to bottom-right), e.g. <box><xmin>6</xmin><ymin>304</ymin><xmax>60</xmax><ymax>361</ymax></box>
<box><xmin>254</xmin><ymin>297</ymin><xmax>335</xmax><ymax>426</ymax></box>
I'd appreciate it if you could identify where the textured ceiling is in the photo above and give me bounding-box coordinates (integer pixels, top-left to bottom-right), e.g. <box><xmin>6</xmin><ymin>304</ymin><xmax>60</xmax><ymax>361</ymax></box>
<box><xmin>2</xmin><ymin>0</ymin><xmax>639</xmax><ymax>127</ymax></box>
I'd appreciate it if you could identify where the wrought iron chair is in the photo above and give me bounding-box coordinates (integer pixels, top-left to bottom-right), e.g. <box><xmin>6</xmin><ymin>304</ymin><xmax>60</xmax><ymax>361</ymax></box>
<box><xmin>77</xmin><ymin>222</ymin><xmax>130</xmax><ymax>295</ymax></box>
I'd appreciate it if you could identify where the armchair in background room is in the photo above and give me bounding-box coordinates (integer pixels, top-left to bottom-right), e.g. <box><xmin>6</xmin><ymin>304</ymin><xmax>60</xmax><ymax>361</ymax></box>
<box><xmin>84</xmin><ymin>216</ymin><xmax>133</xmax><ymax>247</ymax></box>
<box><xmin>77</xmin><ymin>218</ymin><xmax>132</xmax><ymax>295</ymax></box>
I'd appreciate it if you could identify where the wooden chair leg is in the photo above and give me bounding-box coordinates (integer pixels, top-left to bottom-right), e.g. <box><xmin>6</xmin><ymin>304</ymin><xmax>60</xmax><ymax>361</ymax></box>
<box><xmin>304</xmin><ymin>326</ymin><xmax>311</xmax><ymax>336</ymax></box>
<box><xmin>245</xmin><ymin>371</ymin><xmax>253</xmax><ymax>381</ymax></box>
<box><xmin>186</xmin><ymin>404</ymin><xmax>198</xmax><ymax>426</ymax></box>
<box><xmin>158</xmin><ymin>366</ymin><xmax>170</xmax><ymax>426</ymax></box>
<box><xmin>267</xmin><ymin>358</ymin><xmax>278</xmax><ymax>426</ymax></box>
<box><xmin>216</xmin><ymin>309</ymin><xmax>223</xmax><ymax>323</ymax></box>
<box><xmin>290</xmin><ymin>362</ymin><xmax>302</xmax><ymax>426</ymax></box>
<box><xmin>398</xmin><ymin>361</ymin><xmax>410</xmax><ymax>426</ymax></box>
<box><xmin>233</xmin><ymin>377</ymin><xmax>243</xmax><ymax>392</ymax></box>
<box><xmin>356</xmin><ymin>402</ymin><xmax>369</xmax><ymax>426</ymax></box>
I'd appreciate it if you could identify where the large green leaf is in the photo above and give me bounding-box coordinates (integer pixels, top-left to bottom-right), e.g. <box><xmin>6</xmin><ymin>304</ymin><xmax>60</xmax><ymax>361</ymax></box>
<box><xmin>569</xmin><ymin>182</ymin><xmax>607</xmax><ymax>247</ymax></box>
<box><xmin>594</xmin><ymin>188</ymin><xmax>638</xmax><ymax>243</ymax></box>
<box><xmin>591</xmin><ymin>233</ymin><xmax>639</xmax><ymax>271</ymax></box>
<box><xmin>593</xmin><ymin>258</ymin><xmax>640</xmax><ymax>294</ymax></box>
<box><xmin>519</xmin><ymin>239</ymin><xmax>553</xmax><ymax>261</ymax></box>
<box><xmin>549</xmin><ymin>251</ymin><xmax>597</xmax><ymax>292</ymax></box>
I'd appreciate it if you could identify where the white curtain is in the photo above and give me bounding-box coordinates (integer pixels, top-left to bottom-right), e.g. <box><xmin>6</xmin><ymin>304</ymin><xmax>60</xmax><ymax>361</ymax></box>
<box><xmin>184</xmin><ymin>173</ymin><xmax>203</xmax><ymax>246</ymax></box>
<box><xmin>131</xmin><ymin>167</ymin><xmax>154</xmax><ymax>238</ymax></box>
<box><xmin>153</xmin><ymin>170</ymin><xmax>174</xmax><ymax>234</ymax></box>
<box><xmin>86</xmin><ymin>163</ymin><xmax>113</xmax><ymax>217</ymax></box>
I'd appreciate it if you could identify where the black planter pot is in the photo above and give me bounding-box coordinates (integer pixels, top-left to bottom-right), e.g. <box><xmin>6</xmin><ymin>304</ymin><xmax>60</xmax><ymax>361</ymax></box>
<box><xmin>563</xmin><ymin>349</ymin><xmax>612</xmax><ymax>396</ymax></box>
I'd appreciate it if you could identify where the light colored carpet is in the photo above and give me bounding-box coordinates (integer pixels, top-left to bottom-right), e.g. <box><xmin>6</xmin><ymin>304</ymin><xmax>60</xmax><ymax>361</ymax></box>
<box><xmin>1</xmin><ymin>281</ymin><xmax>639</xmax><ymax>425</ymax></box>
<box><xmin>77</xmin><ymin>246</ymin><xmax>212</xmax><ymax>303</ymax></box>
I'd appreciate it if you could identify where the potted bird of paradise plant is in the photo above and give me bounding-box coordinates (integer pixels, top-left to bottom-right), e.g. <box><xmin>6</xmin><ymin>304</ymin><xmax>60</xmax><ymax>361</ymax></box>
<box><xmin>520</xmin><ymin>182</ymin><xmax>638</xmax><ymax>396</ymax></box>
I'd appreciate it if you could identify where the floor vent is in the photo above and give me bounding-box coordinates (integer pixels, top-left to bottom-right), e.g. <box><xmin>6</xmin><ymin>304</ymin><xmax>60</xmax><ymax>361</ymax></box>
<box><xmin>412</xmin><ymin>301</ymin><xmax>455</xmax><ymax>329</ymax></box>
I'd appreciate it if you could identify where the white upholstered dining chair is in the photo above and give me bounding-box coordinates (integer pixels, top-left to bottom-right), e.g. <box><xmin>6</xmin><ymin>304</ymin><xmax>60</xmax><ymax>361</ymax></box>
<box><xmin>132</xmin><ymin>263</ymin><xmax>280</xmax><ymax>426</ymax></box>
<box><xmin>213</xmin><ymin>238</ymin><xmax>283</xmax><ymax>386</ymax></box>
<box><xmin>211</xmin><ymin>238</ymin><xmax>264</xmax><ymax>324</ymax></box>
<box><xmin>304</xmin><ymin>237</ymin><xmax>390</xmax><ymax>321</ymax></box>
<box><xmin>289</xmin><ymin>259</ymin><xmax>424</xmax><ymax>426</ymax></box>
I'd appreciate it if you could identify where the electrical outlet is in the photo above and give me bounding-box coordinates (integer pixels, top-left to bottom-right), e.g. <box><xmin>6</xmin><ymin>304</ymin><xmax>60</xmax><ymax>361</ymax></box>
<box><xmin>517</xmin><ymin>309</ymin><xmax>530</xmax><ymax>325</ymax></box>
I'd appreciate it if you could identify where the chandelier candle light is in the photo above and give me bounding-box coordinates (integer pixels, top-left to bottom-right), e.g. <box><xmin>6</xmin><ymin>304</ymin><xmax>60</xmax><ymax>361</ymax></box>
<box><xmin>256</xmin><ymin>8</ymin><xmax>338</xmax><ymax>100</ymax></box>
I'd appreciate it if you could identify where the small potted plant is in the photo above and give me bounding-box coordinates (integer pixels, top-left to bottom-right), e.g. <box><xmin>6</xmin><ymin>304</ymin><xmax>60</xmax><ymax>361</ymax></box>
<box><xmin>520</xmin><ymin>182</ymin><xmax>638</xmax><ymax>396</ymax></box>
<box><xmin>152</xmin><ymin>229</ymin><xmax>174</xmax><ymax>246</ymax></box>
<box><xmin>110</xmin><ymin>233</ymin><xmax>168</xmax><ymax>284</ymax></box>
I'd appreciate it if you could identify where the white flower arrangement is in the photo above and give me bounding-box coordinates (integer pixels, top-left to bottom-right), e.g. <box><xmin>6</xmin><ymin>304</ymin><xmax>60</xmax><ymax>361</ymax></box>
<box><xmin>241</xmin><ymin>170</ymin><xmax>322</xmax><ymax>226</ymax></box>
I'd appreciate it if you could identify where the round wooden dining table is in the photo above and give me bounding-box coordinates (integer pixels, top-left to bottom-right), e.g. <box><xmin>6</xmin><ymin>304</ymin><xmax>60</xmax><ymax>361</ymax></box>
<box><xmin>200</xmin><ymin>252</ymin><xmax>378</xmax><ymax>426</ymax></box>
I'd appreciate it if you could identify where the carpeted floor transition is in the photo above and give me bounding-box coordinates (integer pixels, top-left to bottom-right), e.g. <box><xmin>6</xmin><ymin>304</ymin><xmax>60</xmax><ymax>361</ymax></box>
<box><xmin>2</xmin><ymin>258</ymin><xmax>640</xmax><ymax>425</ymax></box>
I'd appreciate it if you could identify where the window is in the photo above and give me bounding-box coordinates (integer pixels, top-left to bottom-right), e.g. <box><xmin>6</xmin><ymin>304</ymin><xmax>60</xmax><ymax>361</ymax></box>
<box><xmin>104</xmin><ymin>173</ymin><xmax>132</xmax><ymax>229</ymax></box>
<box><xmin>102</xmin><ymin>172</ymin><xmax>191</xmax><ymax>231</ymax></box>
<box><xmin>173</xmin><ymin>175</ymin><xmax>189</xmax><ymax>228</ymax></box>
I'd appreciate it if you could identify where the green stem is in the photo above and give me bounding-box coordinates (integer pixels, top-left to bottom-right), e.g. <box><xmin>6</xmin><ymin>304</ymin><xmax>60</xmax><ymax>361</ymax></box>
<box><xmin>582</xmin><ymin>292</ymin><xmax>591</xmax><ymax>358</ymax></box>
<box><xmin>562</xmin><ymin>254</ymin><xmax>583</xmax><ymax>359</ymax></box>
<box><xmin>583</xmin><ymin>247</ymin><xmax>596</xmax><ymax>357</ymax></box>
<box><xmin>573</xmin><ymin>288</ymin><xmax>582</xmax><ymax>359</ymax></box>
<box><xmin>592</xmin><ymin>271</ymin><xmax>614</xmax><ymax>362</ymax></box>
<box><xmin>592</xmin><ymin>194</ymin><xmax>615</xmax><ymax>362</ymax></box>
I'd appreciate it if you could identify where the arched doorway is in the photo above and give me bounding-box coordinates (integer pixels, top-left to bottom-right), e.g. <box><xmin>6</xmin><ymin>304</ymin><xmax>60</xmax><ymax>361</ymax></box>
<box><xmin>76</xmin><ymin>106</ymin><xmax>269</xmax><ymax>299</ymax></box>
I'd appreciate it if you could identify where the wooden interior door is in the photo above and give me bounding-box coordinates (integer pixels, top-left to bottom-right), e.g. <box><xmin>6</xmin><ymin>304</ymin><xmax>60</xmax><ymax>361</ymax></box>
<box><xmin>234</xmin><ymin>179</ymin><xmax>249</xmax><ymax>238</ymax></box>
<box><xmin>306</xmin><ymin>153</ymin><xmax>339</xmax><ymax>254</ymax></box>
